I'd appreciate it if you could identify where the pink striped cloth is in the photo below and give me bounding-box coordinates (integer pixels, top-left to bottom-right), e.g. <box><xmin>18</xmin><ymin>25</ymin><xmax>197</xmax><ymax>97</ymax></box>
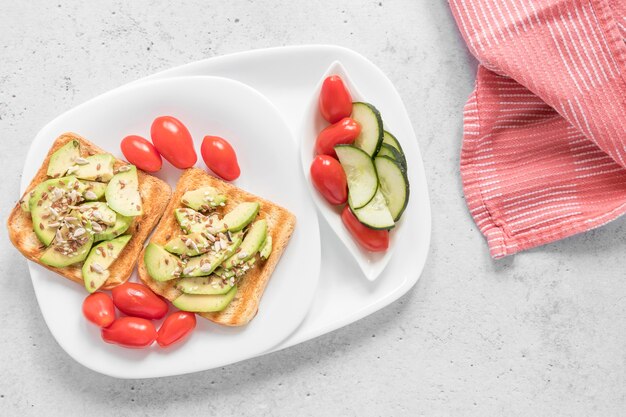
<box><xmin>449</xmin><ymin>0</ymin><xmax>626</xmax><ymax>258</ymax></box>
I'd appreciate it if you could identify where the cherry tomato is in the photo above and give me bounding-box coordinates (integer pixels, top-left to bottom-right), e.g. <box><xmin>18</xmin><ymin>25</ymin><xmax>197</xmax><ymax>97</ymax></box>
<box><xmin>315</xmin><ymin>117</ymin><xmax>361</xmax><ymax>158</ymax></box>
<box><xmin>111</xmin><ymin>282</ymin><xmax>168</xmax><ymax>320</ymax></box>
<box><xmin>319</xmin><ymin>75</ymin><xmax>352</xmax><ymax>123</ymax></box>
<box><xmin>310</xmin><ymin>155</ymin><xmax>348</xmax><ymax>205</ymax></box>
<box><xmin>200</xmin><ymin>135</ymin><xmax>240</xmax><ymax>181</ymax></box>
<box><xmin>120</xmin><ymin>135</ymin><xmax>163</xmax><ymax>172</ymax></box>
<box><xmin>341</xmin><ymin>206</ymin><xmax>389</xmax><ymax>252</ymax></box>
<box><xmin>150</xmin><ymin>116</ymin><xmax>197</xmax><ymax>169</ymax></box>
<box><xmin>157</xmin><ymin>311</ymin><xmax>197</xmax><ymax>347</ymax></box>
<box><xmin>82</xmin><ymin>292</ymin><xmax>115</xmax><ymax>328</ymax></box>
<box><xmin>101</xmin><ymin>317</ymin><xmax>157</xmax><ymax>349</ymax></box>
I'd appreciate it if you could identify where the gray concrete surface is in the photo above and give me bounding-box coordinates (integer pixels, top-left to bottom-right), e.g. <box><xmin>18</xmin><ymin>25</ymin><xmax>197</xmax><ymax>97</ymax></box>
<box><xmin>1</xmin><ymin>1</ymin><xmax>625</xmax><ymax>416</ymax></box>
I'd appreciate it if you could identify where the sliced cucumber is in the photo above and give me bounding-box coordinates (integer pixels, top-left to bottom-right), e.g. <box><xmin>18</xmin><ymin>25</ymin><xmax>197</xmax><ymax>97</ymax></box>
<box><xmin>374</xmin><ymin>156</ymin><xmax>409</xmax><ymax>221</ymax></box>
<box><xmin>382</xmin><ymin>131</ymin><xmax>406</xmax><ymax>158</ymax></box>
<box><xmin>351</xmin><ymin>102</ymin><xmax>383</xmax><ymax>156</ymax></box>
<box><xmin>352</xmin><ymin>189</ymin><xmax>395</xmax><ymax>230</ymax></box>
<box><xmin>335</xmin><ymin>145</ymin><xmax>378</xmax><ymax>209</ymax></box>
<box><xmin>377</xmin><ymin>143</ymin><xmax>406</xmax><ymax>171</ymax></box>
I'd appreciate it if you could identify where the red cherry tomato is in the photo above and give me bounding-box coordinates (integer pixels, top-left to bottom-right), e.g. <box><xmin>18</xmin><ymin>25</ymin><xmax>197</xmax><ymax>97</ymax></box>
<box><xmin>315</xmin><ymin>117</ymin><xmax>361</xmax><ymax>158</ymax></box>
<box><xmin>101</xmin><ymin>317</ymin><xmax>157</xmax><ymax>349</ymax></box>
<box><xmin>120</xmin><ymin>135</ymin><xmax>163</xmax><ymax>172</ymax></box>
<box><xmin>157</xmin><ymin>311</ymin><xmax>197</xmax><ymax>347</ymax></box>
<box><xmin>200</xmin><ymin>135</ymin><xmax>240</xmax><ymax>181</ymax></box>
<box><xmin>82</xmin><ymin>292</ymin><xmax>115</xmax><ymax>328</ymax></box>
<box><xmin>319</xmin><ymin>75</ymin><xmax>352</xmax><ymax>123</ymax></box>
<box><xmin>341</xmin><ymin>206</ymin><xmax>389</xmax><ymax>252</ymax></box>
<box><xmin>150</xmin><ymin>116</ymin><xmax>197</xmax><ymax>169</ymax></box>
<box><xmin>310</xmin><ymin>155</ymin><xmax>348</xmax><ymax>205</ymax></box>
<box><xmin>111</xmin><ymin>282</ymin><xmax>168</xmax><ymax>320</ymax></box>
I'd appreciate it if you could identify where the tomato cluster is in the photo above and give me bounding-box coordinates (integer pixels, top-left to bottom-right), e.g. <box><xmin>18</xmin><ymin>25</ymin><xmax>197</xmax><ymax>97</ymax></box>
<box><xmin>83</xmin><ymin>282</ymin><xmax>196</xmax><ymax>349</ymax></box>
<box><xmin>120</xmin><ymin>116</ymin><xmax>240</xmax><ymax>182</ymax></box>
<box><xmin>311</xmin><ymin>75</ymin><xmax>389</xmax><ymax>252</ymax></box>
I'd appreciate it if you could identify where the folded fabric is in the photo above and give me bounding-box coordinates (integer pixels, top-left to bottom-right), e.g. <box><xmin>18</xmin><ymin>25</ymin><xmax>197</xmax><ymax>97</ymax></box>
<box><xmin>449</xmin><ymin>0</ymin><xmax>626</xmax><ymax>258</ymax></box>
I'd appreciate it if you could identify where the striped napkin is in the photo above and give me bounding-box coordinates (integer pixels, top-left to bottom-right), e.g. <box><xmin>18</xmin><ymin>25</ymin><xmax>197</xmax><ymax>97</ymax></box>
<box><xmin>449</xmin><ymin>0</ymin><xmax>626</xmax><ymax>258</ymax></box>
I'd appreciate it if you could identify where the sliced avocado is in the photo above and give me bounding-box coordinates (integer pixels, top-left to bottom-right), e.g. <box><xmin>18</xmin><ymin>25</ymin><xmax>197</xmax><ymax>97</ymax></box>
<box><xmin>105</xmin><ymin>165</ymin><xmax>142</xmax><ymax>216</ymax></box>
<box><xmin>29</xmin><ymin>176</ymin><xmax>83</xmax><ymax>246</ymax></box>
<box><xmin>172</xmin><ymin>286</ymin><xmax>237</xmax><ymax>312</ymax></box>
<box><xmin>144</xmin><ymin>243</ymin><xmax>183</xmax><ymax>282</ymax></box>
<box><xmin>181</xmin><ymin>186</ymin><xmax>227</xmax><ymax>212</ymax></box>
<box><xmin>40</xmin><ymin>214</ymin><xmax>93</xmax><ymax>267</ymax></box>
<box><xmin>176</xmin><ymin>276</ymin><xmax>234</xmax><ymax>295</ymax></box>
<box><xmin>180</xmin><ymin>232</ymin><xmax>243</xmax><ymax>277</ymax></box>
<box><xmin>47</xmin><ymin>140</ymin><xmax>81</xmax><ymax>178</ymax></box>
<box><xmin>82</xmin><ymin>181</ymin><xmax>106</xmax><ymax>201</ymax></box>
<box><xmin>78</xmin><ymin>202</ymin><xmax>117</xmax><ymax>226</ymax></box>
<box><xmin>174</xmin><ymin>208</ymin><xmax>219</xmax><ymax>234</ymax></box>
<box><xmin>214</xmin><ymin>202</ymin><xmax>260</xmax><ymax>233</ymax></box>
<box><xmin>164</xmin><ymin>232</ymin><xmax>211</xmax><ymax>257</ymax></box>
<box><xmin>222</xmin><ymin>219</ymin><xmax>267</xmax><ymax>269</ymax></box>
<box><xmin>82</xmin><ymin>235</ymin><xmax>131</xmax><ymax>293</ymax></box>
<box><xmin>260</xmin><ymin>235</ymin><xmax>273</xmax><ymax>260</ymax></box>
<box><xmin>213</xmin><ymin>267</ymin><xmax>235</xmax><ymax>279</ymax></box>
<box><xmin>71</xmin><ymin>153</ymin><xmax>115</xmax><ymax>182</ymax></box>
<box><xmin>181</xmin><ymin>251</ymin><xmax>226</xmax><ymax>277</ymax></box>
<box><xmin>93</xmin><ymin>214</ymin><xmax>132</xmax><ymax>242</ymax></box>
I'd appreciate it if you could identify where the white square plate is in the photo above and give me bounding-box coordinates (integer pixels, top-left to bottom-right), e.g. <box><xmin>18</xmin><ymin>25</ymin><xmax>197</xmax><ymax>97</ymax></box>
<box><xmin>142</xmin><ymin>45</ymin><xmax>431</xmax><ymax>353</ymax></box>
<box><xmin>21</xmin><ymin>75</ymin><xmax>321</xmax><ymax>378</ymax></box>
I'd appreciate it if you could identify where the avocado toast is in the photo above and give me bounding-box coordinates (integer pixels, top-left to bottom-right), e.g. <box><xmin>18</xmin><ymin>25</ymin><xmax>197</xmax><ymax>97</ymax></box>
<box><xmin>7</xmin><ymin>133</ymin><xmax>171</xmax><ymax>290</ymax></box>
<box><xmin>137</xmin><ymin>168</ymin><xmax>296</xmax><ymax>326</ymax></box>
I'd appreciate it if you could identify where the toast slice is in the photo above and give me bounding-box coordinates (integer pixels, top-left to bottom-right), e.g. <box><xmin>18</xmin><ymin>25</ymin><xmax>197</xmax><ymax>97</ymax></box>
<box><xmin>137</xmin><ymin>168</ymin><xmax>296</xmax><ymax>326</ymax></box>
<box><xmin>7</xmin><ymin>133</ymin><xmax>172</xmax><ymax>289</ymax></box>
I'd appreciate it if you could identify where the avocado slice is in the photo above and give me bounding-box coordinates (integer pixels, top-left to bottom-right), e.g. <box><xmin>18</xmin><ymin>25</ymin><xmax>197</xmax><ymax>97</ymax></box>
<box><xmin>82</xmin><ymin>235</ymin><xmax>131</xmax><ymax>293</ymax></box>
<box><xmin>105</xmin><ymin>165</ymin><xmax>142</xmax><ymax>216</ymax></box>
<box><xmin>213</xmin><ymin>267</ymin><xmax>235</xmax><ymax>279</ymax></box>
<box><xmin>47</xmin><ymin>140</ymin><xmax>81</xmax><ymax>178</ymax></box>
<box><xmin>176</xmin><ymin>276</ymin><xmax>234</xmax><ymax>295</ymax></box>
<box><xmin>172</xmin><ymin>286</ymin><xmax>237</xmax><ymax>312</ymax></box>
<box><xmin>69</xmin><ymin>153</ymin><xmax>115</xmax><ymax>182</ymax></box>
<box><xmin>164</xmin><ymin>232</ymin><xmax>212</xmax><ymax>257</ymax></box>
<box><xmin>180</xmin><ymin>231</ymin><xmax>243</xmax><ymax>277</ymax></box>
<box><xmin>82</xmin><ymin>181</ymin><xmax>106</xmax><ymax>201</ymax></box>
<box><xmin>214</xmin><ymin>202</ymin><xmax>260</xmax><ymax>233</ymax></box>
<box><xmin>181</xmin><ymin>186</ymin><xmax>227</xmax><ymax>212</ymax></box>
<box><xmin>222</xmin><ymin>219</ymin><xmax>267</xmax><ymax>269</ymax></box>
<box><xmin>260</xmin><ymin>235</ymin><xmax>273</xmax><ymax>260</ymax></box>
<box><xmin>144</xmin><ymin>243</ymin><xmax>183</xmax><ymax>282</ymax></box>
<box><xmin>78</xmin><ymin>202</ymin><xmax>117</xmax><ymax>226</ymax></box>
<box><xmin>29</xmin><ymin>176</ymin><xmax>84</xmax><ymax>246</ymax></box>
<box><xmin>40</xmin><ymin>213</ymin><xmax>94</xmax><ymax>267</ymax></box>
<box><xmin>93</xmin><ymin>214</ymin><xmax>132</xmax><ymax>242</ymax></box>
<box><xmin>174</xmin><ymin>208</ymin><xmax>219</xmax><ymax>234</ymax></box>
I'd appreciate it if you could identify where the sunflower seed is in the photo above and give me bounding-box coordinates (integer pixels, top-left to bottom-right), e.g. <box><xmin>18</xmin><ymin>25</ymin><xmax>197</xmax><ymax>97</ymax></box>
<box><xmin>84</xmin><ymin>190</ymin><xmax>97</xmax><ymax>200</ymax></box>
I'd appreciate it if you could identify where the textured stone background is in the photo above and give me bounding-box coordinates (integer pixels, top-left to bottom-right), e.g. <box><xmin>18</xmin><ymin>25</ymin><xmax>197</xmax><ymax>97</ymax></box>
<box><xmin>1</xmin><ymin>1</ymin><xmax>625</xmax><ymax>416</ymax></box>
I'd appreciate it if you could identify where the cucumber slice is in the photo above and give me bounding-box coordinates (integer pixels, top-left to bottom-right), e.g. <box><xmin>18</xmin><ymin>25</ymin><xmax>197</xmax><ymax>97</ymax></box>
<box><xmin>377</xmin><ymin>143</ymin><xmax>407</xmax><ymax>171</ymax></box>
<box><xmin>382</xmin><ymin>131</ymin><xmax>406</xmax><ymax>158</ymax></box>
<box><xmin>352</xmin><ymin>188</ymin><xmax>395</xmax><ymax>230</ymax></box>
<box><xmin>335</xmin><ymin>145</ymin><xmax>378</xmax><ymax>209</ymax></box>
<box><xmin>374</xmin><ymin>156</ymin><xmax>409</xmax><ymax>221</ymax></box>
<box><xmin>351</xmin><ymin>102</ymin><xmax>383</xmax><ymax>156</ymax></box>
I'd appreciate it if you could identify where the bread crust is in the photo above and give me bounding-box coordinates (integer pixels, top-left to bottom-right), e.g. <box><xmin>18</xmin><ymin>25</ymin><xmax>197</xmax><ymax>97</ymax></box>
<box><xmin>7</xmin><ymin>133</ymin><xmax>172</xmax><ymax>289</ymax></box>
<box><xmin>137</xmin><ymin>168</ymin><xmax>296</xmax><ymax>326</ymax></box>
